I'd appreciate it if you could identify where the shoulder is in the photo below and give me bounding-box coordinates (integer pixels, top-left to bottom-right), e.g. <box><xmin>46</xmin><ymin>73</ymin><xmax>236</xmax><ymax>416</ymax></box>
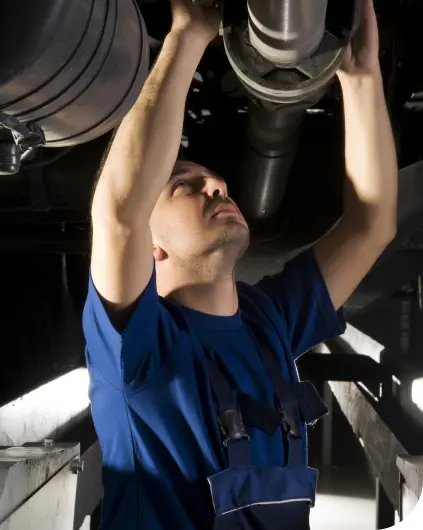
<box><xmin>83</xmin><ymin>271</ymin><xmax>193</xmax><ymax>390</ymax></box>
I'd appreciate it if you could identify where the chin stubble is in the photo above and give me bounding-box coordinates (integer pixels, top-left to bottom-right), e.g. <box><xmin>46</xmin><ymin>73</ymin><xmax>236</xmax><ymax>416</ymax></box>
<box><xmin>204</xmin><ymin>223</ymin><xmax>250</xmax><ymax>258</ymax></box>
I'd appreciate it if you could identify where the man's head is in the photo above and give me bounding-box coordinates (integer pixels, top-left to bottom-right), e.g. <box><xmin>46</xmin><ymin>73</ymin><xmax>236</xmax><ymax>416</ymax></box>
<box><xmin>150</xmin><ymin>161</ymin><xmax>249</xmax><ymax>281</ymax></box>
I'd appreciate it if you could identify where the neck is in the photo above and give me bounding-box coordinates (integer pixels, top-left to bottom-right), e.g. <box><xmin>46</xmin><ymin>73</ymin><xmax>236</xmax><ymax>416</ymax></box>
<box><xmin>157</xmin><ymin>254</ymin><xmax>239</xmax><ymax>316</ymax></box>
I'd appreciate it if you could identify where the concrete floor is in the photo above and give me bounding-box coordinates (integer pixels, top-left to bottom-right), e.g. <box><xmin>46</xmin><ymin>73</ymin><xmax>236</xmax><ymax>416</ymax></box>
<box><xmin>311</xmin><ymin>466</ymin><xmax>376</xmax><ymax>530</ymax></box>
<box><xmin>307</xmin><ymin>380</ymin><xmax>378</xmax><ymax>530</ymax></box>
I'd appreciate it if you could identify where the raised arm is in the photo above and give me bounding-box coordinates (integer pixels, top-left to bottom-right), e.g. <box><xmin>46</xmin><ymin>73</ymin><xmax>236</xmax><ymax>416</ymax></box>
<box><xmin>314</xmin><ymin>0</ymin><xmax>398</xmax><ymax>310</ymax></box>
<box><xmin>90</xmin><ymin>0</ymin><xmax>219</xmax><ymax>316</ymax></box>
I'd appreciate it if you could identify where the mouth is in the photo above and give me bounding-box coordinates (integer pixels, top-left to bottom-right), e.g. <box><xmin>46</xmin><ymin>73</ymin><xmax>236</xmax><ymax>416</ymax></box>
<box><xmin>210</xmin><ymin>202</ymin><xmax>240</xmax><ymax>219</ymax></box>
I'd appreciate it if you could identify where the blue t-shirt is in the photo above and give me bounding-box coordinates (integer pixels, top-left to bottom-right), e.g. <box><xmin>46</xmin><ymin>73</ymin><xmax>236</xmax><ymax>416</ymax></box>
<box><xmin>82</xmin><ymin>248</ymin><xmax>345</xmax><ymax>530</ymax></box>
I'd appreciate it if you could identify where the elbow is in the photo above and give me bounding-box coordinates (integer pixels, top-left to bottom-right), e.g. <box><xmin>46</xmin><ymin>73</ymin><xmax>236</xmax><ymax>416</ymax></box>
<box><xmin>384</xmin><ymin>222</ymin><xmax>397</xmax><ymax>245</ymax></box>
<box><xmin>91</xmin><ymin>182</ymin><xmax>137</xmax><ymax>228</ymax></box>
<box><xmin>91</xmin><ymin>192</ymin><xmax>120</xmax><ymax>227</ymax></box>
<box><xmin>347</xmin><ymin>203</ymin><xmax>397</xmax><ymax>248</ymax></box>
<box><xmin>367</xmin><ymin>218</ymin><xmax>397</xmax><ymax>251</ymax></box>
<box><xmin>345</xmin><ymin>215</ymin><xmax>397</xmax><ymax>253</ymax></box>
<box><xmin>91</xmin><ymin>200</ymin><xmax>141</xmax><ymax>231</ymax></box>
<box><xmin>376</xmin><ymin>206</ymin><xmax>398</xmax><ymax>247</ymax></box>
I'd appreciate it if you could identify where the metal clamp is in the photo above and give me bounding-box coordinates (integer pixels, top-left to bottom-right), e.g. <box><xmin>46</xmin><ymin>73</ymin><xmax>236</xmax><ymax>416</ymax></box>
<box><xmin>219</xmin><ymin>408</ymin><xmax>250</xmax><ymax>447</ymax></box>
<box><xmin>280</xmin><ymin>406</ymin><xmax>302</xmax><ymax>439</ymax></box>
<box><xmin>0</xmin><ymin>110</ymin><xmax>45</xmax><ymax>158</ymax></box>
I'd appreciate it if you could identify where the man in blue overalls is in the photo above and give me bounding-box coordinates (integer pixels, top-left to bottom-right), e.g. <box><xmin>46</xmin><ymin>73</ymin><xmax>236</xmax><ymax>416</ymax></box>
<box><xmin>83</xmin><ymin>0</ymin><xmax>397</xmax><ymax>528</ymax></box>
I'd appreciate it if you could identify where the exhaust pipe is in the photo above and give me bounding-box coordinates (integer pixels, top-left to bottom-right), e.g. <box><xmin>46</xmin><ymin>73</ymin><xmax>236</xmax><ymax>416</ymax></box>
<box><xmin>247</xmin><ymin>0</ymin><xmax>329</xmax><ymax>66</ymax></box>
<box><xmin>224</xmin><ymin>0</ymin><xmax>362</xmax><ymax>222</ymax></box>
<box><xmin>239</xmin><ymin>101</ymin><xmax>305</xmax><ymax>221</ymax></box>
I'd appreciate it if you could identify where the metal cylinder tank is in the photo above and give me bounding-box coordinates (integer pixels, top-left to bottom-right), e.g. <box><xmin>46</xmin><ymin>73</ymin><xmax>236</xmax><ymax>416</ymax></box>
<box><xmin>0</xmin><ymin>0</ymin><xmax>149</xmax><ymax>147</ymax></box>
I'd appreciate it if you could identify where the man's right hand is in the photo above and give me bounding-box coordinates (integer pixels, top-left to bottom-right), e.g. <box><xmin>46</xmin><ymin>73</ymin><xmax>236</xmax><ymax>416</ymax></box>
<box><xmin>171</xmin><ymin>0</ymin><xmax>220</xmax><ymax>44</ymax></box>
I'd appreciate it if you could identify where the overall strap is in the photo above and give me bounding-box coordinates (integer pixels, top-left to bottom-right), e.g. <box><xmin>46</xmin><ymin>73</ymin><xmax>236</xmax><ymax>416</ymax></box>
<box><xmin>247</xmin><ymin>325</ymin><xmax>304</xmax><ymax>467</ymax></box>
<box><xmin>260</xmin><ymin>343</ymin><xmax>304</xmax><ymax>467</ymax></box>
<box><xmin>250</xmin><ymin>321</ymin><xmax>329</xmax><ymax>465</ymax></box>
<box><xmin>206</xmin><ymin>359</ymin><xmax>251</xmax><ymax>468</ymax></box>
<box><xmin>207</xmin><ymin>349</ymin><xmax>302</xmax><ymax>468</ymax></box>
<box><xmin>251</xmin><ymin>322</ymin><xmax>329</xmax><ymax>427</ymax></box>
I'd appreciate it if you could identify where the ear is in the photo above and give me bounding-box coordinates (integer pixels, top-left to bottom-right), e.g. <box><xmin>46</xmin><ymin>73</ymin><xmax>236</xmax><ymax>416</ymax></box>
<box><xmin>153</xmin><ymin>244</ymin><xmax>167</xmax><ymax>262</ymax></box>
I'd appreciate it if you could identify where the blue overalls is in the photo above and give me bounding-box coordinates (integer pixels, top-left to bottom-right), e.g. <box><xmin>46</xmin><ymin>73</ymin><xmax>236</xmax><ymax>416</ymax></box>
<box><xmin>206</xmin><ymin>328</ymin><xmax>327</xmax><ymax>530</ymax></box>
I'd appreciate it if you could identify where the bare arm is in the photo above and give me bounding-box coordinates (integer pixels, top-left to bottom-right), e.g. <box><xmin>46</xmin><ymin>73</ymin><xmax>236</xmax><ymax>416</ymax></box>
<box><xmin>90</xmin><ymin>1</ymin><xmax>219</xmax><ymax>314</ymax></box>
<box><xmin>314</xmin><ymin>0</ymin><xmax>398</xmax><ymax>310</ymax></box>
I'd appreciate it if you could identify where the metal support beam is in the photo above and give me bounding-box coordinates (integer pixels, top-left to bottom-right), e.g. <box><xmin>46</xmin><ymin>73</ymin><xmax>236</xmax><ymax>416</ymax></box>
<box><xmin>78</xmin><ymin>517</ymin><xmax>91</xmax><ymax>530</ymax></box>
<box><xmin>397</xmin><ymin>454</ymin><xmax>423</xmax><ymax>500</ymax></box>
<box><xmin>397</xmin><ymin>454</ymin><xmax>423</xmax><ymax>522</ymax></box>
<box><xmin>0</xmin><ymin>438</ymin><xmax>103</xmax><ymax>530</ymax></box>
<box><xmin>0</xmin><ymin>442</ymin><xmax>80</xmax><ymax>530</ymax></box>
<box><xmin>0</xmin><ymin>368</ymin><xmax>90</xmax><ymax>446</ymax></box>
<box><xmin>297</xmin><ymin>351</ymin><xmax>388</xmax><ymax>384</ymax></box>
<box><xmin>73</xmin><ymin>441</ymin><xmax>103</xmax><ymax>530</ymax></box>
<box><xmin>0</xmin><ymin>368</ymin><xmax>103</xmax><ymax>529</ymax></box>
<box><xmin>376</xmin><ymin>478</ymin><xmax>396</xmax><ymax>530</ymax></box>
<box><xmin>321</xmin><ymin>382</ymin><xmax>333</xmax><ymax>467</ymax></box>
<box><xmin>329</xmin><ymin>381</ymin><xmax>408</xmax><ymax>510</ymax></box>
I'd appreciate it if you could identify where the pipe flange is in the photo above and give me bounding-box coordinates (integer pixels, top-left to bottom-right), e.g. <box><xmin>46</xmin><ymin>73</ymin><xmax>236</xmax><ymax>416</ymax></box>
<box><xmin>223</xmin><ymin>22</ymin><xmax>346</xmax><ymax>104</ymax></box>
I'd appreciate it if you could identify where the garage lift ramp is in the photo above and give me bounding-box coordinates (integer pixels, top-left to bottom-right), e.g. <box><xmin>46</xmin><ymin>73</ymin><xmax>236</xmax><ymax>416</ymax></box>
<box><xmin>302</xmin><ymin>325</ymin><xmax>423</xmax><ymax>529</ymax></box>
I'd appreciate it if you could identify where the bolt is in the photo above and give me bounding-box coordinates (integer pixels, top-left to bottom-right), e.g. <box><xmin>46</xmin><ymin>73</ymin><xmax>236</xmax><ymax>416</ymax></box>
<box><xmin>43</xmin><ymin>439</ymin><xmax>54</xmax><ymax>449</ymax></box>
<box><xmin>70</xmin><ymin>458</ymin><xmax>84</xmax><ymax>475</ymax></box>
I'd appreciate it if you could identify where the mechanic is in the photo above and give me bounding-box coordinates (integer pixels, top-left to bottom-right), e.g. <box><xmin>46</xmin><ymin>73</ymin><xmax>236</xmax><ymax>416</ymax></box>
<box><xmin>82</xmin><ymin>0</ymin><xmax>397</xmax><ymax>529</ymax></box>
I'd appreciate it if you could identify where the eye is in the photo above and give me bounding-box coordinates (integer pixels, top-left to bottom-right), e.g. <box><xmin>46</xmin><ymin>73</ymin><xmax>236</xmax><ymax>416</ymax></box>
<box><xmin>172</xmin><ymin>180</ymin><xmax>185</xmax><ymax>193</ymax></box>
<box><xmin>172</xmin><ymin>180</ymin><xmax>194</xmax><ymax>195</ymax></box>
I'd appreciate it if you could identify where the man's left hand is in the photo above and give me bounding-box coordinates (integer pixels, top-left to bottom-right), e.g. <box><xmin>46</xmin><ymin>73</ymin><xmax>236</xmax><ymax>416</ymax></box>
<box><xmin>338</xmin><ymin>0</ymin><xmax>380</xmax><ymax>78</ymax></box>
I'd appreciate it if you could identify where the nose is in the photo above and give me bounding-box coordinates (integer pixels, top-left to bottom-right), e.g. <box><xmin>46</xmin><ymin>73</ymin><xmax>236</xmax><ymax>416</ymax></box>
<box><xmin>205</xmin><ymin>176</ymin><xmax>227</xmax><ymax>199</ymax></box>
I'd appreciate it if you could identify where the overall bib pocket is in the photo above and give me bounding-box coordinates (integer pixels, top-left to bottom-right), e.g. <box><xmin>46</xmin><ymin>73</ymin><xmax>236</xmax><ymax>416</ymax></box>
<box><xmin>209</xmin><ymin>464</ymin><xmax>318</xmax><ymax>530</ymax></box>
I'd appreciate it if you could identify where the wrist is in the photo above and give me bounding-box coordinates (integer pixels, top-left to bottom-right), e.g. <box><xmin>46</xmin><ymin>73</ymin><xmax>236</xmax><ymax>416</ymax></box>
<box><xmin>168</xmin><ymin>26</ymin><xmax>212</xmax><ymax>49</ymax></box>
<box><xmin>337</xmin><ymin>66</ymin><xmax>383</xmax><ymax>90</ymax></box>
<box><xmin>338</xmin><ymin>68</ymin><xmax>386</xmax><ymax>107</ymax></box>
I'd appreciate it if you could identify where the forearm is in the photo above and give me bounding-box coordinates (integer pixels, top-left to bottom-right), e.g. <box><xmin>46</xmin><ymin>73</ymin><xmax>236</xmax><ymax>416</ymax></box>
<box><xmin>92</xmin><ymin>30</ymin><xmax>207</xmax><ymax>224</ymax></box>
<box><xmin>338</xmin><ymin>67</ymin><xmax>398</xmax><ymax>238</ymax></box>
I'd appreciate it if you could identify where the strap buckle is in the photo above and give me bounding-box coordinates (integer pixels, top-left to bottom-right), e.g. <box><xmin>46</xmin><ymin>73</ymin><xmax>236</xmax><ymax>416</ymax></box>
<box><xmin>280</xmin><ymin>406</ymin><xmax>302</xmax><ymax>439</ymax></box>
<box><xmin>218</xmin><ymin>409</ymin><xmax>250</xmax><ymax>448</ymax></box>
